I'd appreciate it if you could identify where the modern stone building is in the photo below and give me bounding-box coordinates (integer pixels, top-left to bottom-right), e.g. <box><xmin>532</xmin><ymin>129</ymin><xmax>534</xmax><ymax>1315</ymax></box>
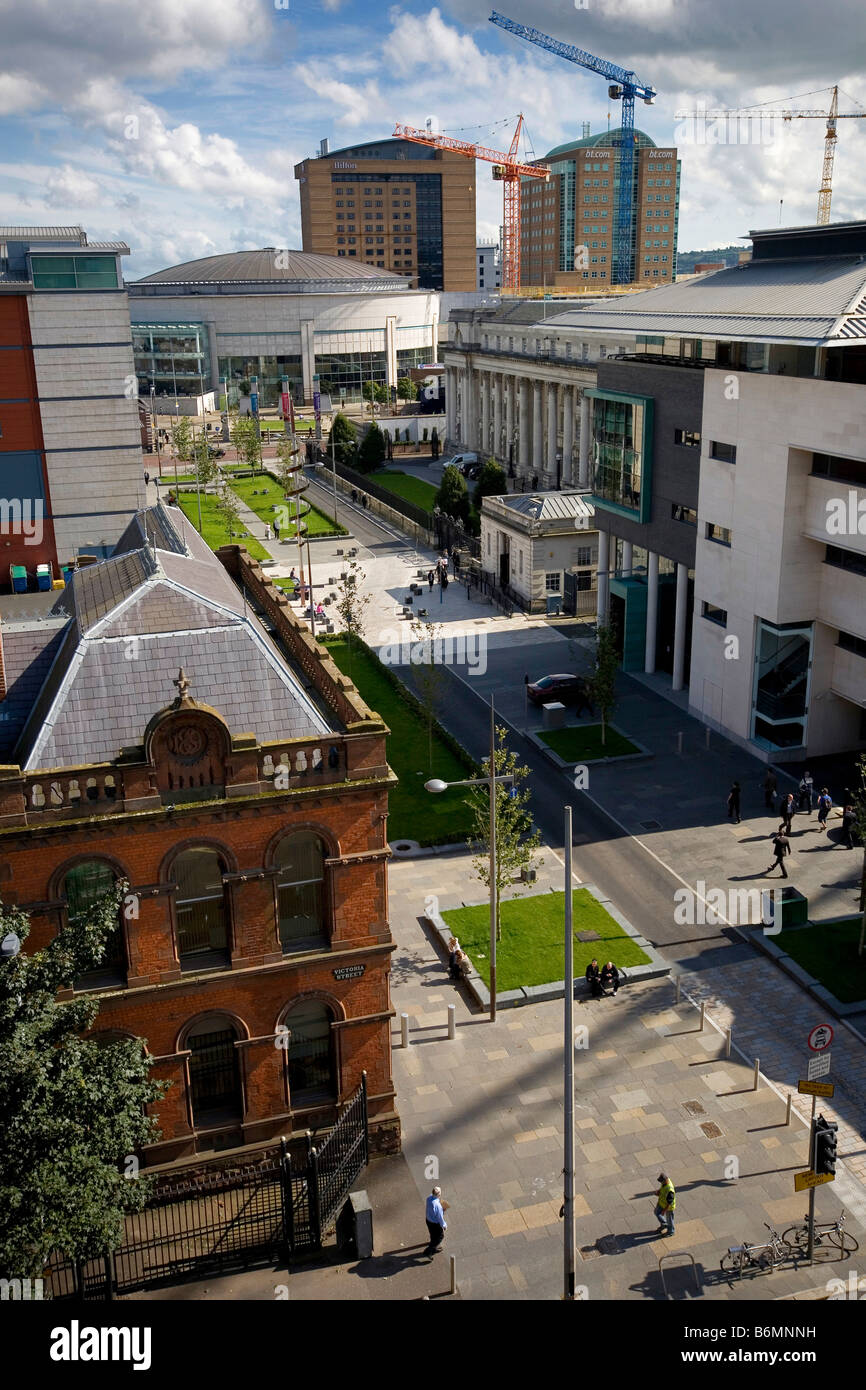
<box><xmin>550</xmin><ymin>220</ymin><xmax>866</xmax><ymax>760</ymax></box>
<box><xmin>295</xmin><ymin>137</ymin><xmax>477</xmax><ymax>291</ymax></box>
<box><xmin>0</xmin><ymin>501</ymin><xmax>398</xmax><ymax>1163</ymax></box>
<box><xmin>520</xmin><ymin>130</ymin><xmax>680</xmax><ymax>289</ymax></box>
<box><xmin>0</xmin><ymin>226</ymin><xmax>143</xmax><ymax>574</ymax></box>
<box><xmin>128</xmin><ymin>250</ymin><xmax>439</xmax><ymax>408</ymax></box>
<box><xmin>443</xmin><ymin>299</ymin><xmax>636</xmax><ymax>488</ymax></box>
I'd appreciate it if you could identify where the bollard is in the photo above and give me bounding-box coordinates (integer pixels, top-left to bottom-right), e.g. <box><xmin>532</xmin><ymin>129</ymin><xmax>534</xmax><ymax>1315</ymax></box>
<box><xmin>677</xmin><ymin>731</ymin><xmax>683</xmax><ymax>755</ymax></box>
<box><xmin>401</xmin><ymin>1012</ymin><xmax>409</xmax><ymax>1049</ymax></box>
<box><xmin>447</xmin><ymin>1004</ymin><xmax>456</xmax><ymax>1040</ymax></box>
<box><xmin>785</xmin><ymin>1092</ymin><xmax>792</xmax><ymax>1126</ymax></box>
<box><xmin>753</xmin><ymin>1057</ymin><xmax>760</xmax><ymax>1091</ymax></box>
<box><xmin>450</xmin><ymin>1255</ymin><xmax>457</xmax><ymax>1295</ymax></box>
<box><xmin>675</xmin><ymin>976</ymin><xmax>681</xmax><ymax>1005</ymax></box>
<box><xmin>725</xmin><ymin>1027</ymin><xmax>732</xmax><ymax>1059</ymax></box>
<box><xmin>705</xmin><ymin>726</ymin><xmax>711</xmax><ymax>749</ymax></box>
<box><xmin>699</xmin><ymin>1000</ymin><xmax>706</xmax><ymax>1032</ymax></box>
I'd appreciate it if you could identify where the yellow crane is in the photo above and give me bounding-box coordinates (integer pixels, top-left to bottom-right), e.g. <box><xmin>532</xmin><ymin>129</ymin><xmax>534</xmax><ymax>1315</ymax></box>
<box><xmin>676</xmin><ymin>86</ymin><xmax>866</xmax><ymax>223</ymax></box>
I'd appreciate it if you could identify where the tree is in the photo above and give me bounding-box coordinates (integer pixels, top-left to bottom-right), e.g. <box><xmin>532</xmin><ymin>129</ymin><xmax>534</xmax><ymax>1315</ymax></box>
<box><xmin>409</xmin><ymin>617</ymin><xmax>448</xmax><ymax>773</ymax></box>
<box><xmin>435</xmin><ymin>464</ymin><xmax>470</xmax><ymax>522</ymax></box>
<box><xmin>231</xmin><ymin>415</ymin><xmax>261</xmax><ymax>474</ymax></box>
<box><xmin>216</xmin><ymin>481</ymin><xmax>243</xmax><ymax>538</ymax></box>
<box><xmin>334</xmin><ymin>557</ymin><xmax>371</xmax><ymax>677</ymax></box>
<box><xmin>474</xmin><ymin>458</ymin><xmax>507</xmax><ymax>510</ymax></box>
<box><xmin>0</xmin><ymin>888</ymin><xmax>167</xmax><ymax>1277</ymax></box>
<box><xmin>467</xmin><ymin>724</ymin><xmax>543</xmax><ymax>940</ymax></box>
<box><xmin>171</xmin><ymin>417</ymin><xmax>193</xmax><ymax>465</ymax></box>
<box><xmin>590</xmin><ymin>622</ymin><xmax>618</xmax><ymax>747</ymax></box>
<box><xmin>357</xmin><ymin>422</ymin><xmax>386</xmax><ymax>474</ymax></box>
<box><xmin>397</xmin><ymin>376</ymin><xmax>418</xmax><ymax>401</ymax></box>
<box><xmin>329</xmin><ymin>412</ymin><xmax>358</xmax><ymax>468</ymax></box>
<box><xmin>192</xmin><ymin>430</ymin><xmax>217</xmax><ymax>491</ymax></box>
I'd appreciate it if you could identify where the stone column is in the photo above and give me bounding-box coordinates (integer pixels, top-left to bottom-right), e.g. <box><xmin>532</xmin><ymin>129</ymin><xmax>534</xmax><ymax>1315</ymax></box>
<box><xmin>492</xmin><ymin>374</ymin><xmax>502</xmax><ymax>458</ymax></box>
<box><xmin>596</xmin><ymin>527</ymin><xmax>610</xmax><ymax>626</ymax></box>
<box><xmin>645</xmin><ymin>551</ymin><xmax>659</xmax><ymax>673</ymax></box>
<box><xmin>672</xmin><ymin>561</ymin><xmax>689</xmax><ymax>692</ymax></box>
<box><xmin>480</xmin><ymin>371</ymin><xmax>490</xmax><ymax>456</ymax></box>
<box><xmin>462</xmin><ymin>368</ymin><xmax>474</xmax><ymax>446</ymax></box>
<box><xmin>505</xmin><ymin>374</ymin><xmax>515</xmax><ymax>470</ymax></box>
<box><xmin>446</xmin><ymin>368</ymin><xmax>456</xmax><ymax>444</ymax></box>
<box><xmin>578</xmin><ymin>389</ymin><xmax>591</xmax><ymax>487</ymax></box>
<box><xmin>621</xmin><ymin>541</ymin><xmax>633</xmax><ymax>578</ymax></box>
<box><xmin>561</xmin><ymin>384</ymin><xmax>575</xmax><ymax>487</ymax></box>
<box><xmin>546</xmin><ymin>382</ymin><xmax>558</xmax><ymax>482</ymax></box>
<box><xmin>519</xmin><ymin>379</ymin><xmax>530</xmax><ymax>475</ymax></box>
<box><xmin>532</xmin><ymin>380</ymin><xmax>543</xmax><ymax>478</ymax></box>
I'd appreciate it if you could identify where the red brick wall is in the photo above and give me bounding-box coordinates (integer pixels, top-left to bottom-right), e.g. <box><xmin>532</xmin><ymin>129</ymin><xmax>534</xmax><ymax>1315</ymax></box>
<box><xmin>0</xmin><ymin>295</ymin><xmax>59</xmax><ymax>576</ymax></box>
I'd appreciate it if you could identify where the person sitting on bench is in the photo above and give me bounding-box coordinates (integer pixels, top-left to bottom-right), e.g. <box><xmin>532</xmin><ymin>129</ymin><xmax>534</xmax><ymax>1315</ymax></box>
<box><xmin>585</xmin><ymin>958</ymin><xmax>603</xmax><ymax>998</ymax></box>
<box><xmin>600</xmin><ymin>961</ymin><xmax>620</xmax><ymax>996</ymax></box>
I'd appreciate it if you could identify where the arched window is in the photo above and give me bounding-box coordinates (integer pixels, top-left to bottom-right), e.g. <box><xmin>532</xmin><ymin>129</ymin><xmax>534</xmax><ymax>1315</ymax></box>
<box><xmin>185</xmin><ymin>1016</ymin><xmax>243</xmax><ymax>1128</ymax></box>
<box><xmin>282</xmin><ymin>1000</ymin><xmax>335</xmax><ymax>1103</ymax></box>
<box><xmin>62</xmin><ymin>860</ymin><xmax>125</xmax><ymax>988</ymax></box>
<box><xmin>173</xmin><ymin>847</ymin><xmax>229</xmax><ymax>967</ymax></box>
<box><xmin>274</xmin><ymin>833</ymin><xmax>326</xmax><ymax>952</ymax></box>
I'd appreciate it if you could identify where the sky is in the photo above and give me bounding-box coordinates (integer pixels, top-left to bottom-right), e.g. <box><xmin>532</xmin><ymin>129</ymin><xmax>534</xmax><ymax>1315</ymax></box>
<box><xmin>1</xmin><ymin>0</ymin><xmax>865</xmax><ymax>278</ymax></box>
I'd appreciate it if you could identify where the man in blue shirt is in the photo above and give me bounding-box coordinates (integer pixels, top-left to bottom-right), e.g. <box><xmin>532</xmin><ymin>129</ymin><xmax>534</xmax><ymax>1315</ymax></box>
<box><xmin>425</xmin><ymin>1186</ymin><xmax>448</xmax><ymax>1254</ymax></box>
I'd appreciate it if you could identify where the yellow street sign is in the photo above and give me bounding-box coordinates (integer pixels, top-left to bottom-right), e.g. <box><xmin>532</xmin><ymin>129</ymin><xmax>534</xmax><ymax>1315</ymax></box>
<box><xmin>797</xmin><ymin>1079</ymin><xmax>835</xmax><ymax>1098</ymax></box>
<box><xmin>794</xmin><ymin>1170</ymin><xmax>835</xmax><ymax>1192</ymax></box>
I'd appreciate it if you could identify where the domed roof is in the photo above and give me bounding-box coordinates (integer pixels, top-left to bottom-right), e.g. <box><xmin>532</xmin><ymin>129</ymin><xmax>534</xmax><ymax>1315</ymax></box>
<box><xmin>542</xmin><ymin>129</ymin><xmax>658</xmax><ymax>162</ymax></box>
<box><xmin>129</xmin><ymin>249</ymin><xmax>409</xmax><ymax>294</ymax></box>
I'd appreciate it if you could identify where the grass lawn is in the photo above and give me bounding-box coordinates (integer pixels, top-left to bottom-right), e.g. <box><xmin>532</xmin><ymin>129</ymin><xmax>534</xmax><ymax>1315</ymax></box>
<box><xmin>539</xmin><ymin>724</ymin><xmax>639</xmax><ymax>761</ymax></box>
<box><xmin>370</xmin><ymin>470</ymin><xmax>438</xmax><ymax>510</ymax></box>
<box><xmin>778</xmin><ymin>918</ymin><xmax>866</xmax><ymax>1003</ymax></box>
<box><xmin>324</xmin><ymin>637</ymin><xmax>477</xmax><ymax>845</ymax></box>
<box><xmin>231</xmin><ymin>474</ymin><xmax>347</xmax><ymax>536</ymax></box>
<box><xmin>442</xmin><ymin>889</ymin><xmax>651</xmax><ymax>991</ymax></box>
<box><xmin>176</xmin><ymin>491</ymin><xmax>270</xmax><ymax>562</ymax></box>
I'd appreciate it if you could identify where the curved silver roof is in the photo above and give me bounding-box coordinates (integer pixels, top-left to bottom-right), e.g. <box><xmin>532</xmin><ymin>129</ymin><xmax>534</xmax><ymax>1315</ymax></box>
<box><xmin>129</xmin><ymin>248</ymin><xmax>409</xmax><ymax>295</ymax></box>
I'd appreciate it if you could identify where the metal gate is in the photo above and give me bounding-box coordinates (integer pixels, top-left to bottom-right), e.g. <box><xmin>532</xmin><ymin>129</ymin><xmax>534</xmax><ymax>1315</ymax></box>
<box><xmin>45</xmin><ymin>1075</ymin><xmax>369</xmax><ymax>1299</ymax></box>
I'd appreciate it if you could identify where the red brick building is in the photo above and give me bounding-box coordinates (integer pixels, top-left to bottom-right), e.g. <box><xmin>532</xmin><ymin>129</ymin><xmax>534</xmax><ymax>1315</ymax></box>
<box><xmin>0</xmin><ymin>502</ymin><xmax>399</xmax><ymax>1164</ymax></box>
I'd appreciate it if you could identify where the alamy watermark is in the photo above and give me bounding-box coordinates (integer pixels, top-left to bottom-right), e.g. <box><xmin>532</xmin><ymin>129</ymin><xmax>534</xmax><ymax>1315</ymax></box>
<box><xmin>674</xmin><ymin>881</ymin><xmax>783</xmax><ymax>934</ymax></box>
<box><xmin>377</xmin><ymin>629</ymin><xmax>487</xmax><ymax>676</ymax></box>
<box><xmin>0</xmin><ymin>498</ymin><xmax>44</xmax><ymax>546</ymax></box>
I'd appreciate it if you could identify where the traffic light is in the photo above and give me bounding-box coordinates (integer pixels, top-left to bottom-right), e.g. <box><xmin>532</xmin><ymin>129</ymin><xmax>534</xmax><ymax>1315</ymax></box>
<box><xmin>812</xmin><ymin>1114</ymin><xmax>838</xmax><ymax>1176</ymax></box>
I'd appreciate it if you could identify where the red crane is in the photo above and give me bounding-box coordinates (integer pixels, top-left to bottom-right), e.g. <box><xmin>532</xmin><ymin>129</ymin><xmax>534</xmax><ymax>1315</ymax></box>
<box><xmin>392</xmin><ymin>115</ymin><xmax>549</xmax><ymax>291</ymax></box>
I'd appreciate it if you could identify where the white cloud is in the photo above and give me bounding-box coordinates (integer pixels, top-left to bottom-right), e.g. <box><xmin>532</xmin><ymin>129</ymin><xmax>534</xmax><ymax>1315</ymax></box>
<box><xmin>294</xmin><ymin>70</ymin><xmax>384</xmax><ymax>128</ymax></box>
<box><xmin>43</xmin><ymin>165</ymin><xmax>103</xmax><ymax>207</ymax></box>
<box><xmin>0</xmin><ymin>72</ymin><xmax>46</xmax><ymax>115</ymax></box>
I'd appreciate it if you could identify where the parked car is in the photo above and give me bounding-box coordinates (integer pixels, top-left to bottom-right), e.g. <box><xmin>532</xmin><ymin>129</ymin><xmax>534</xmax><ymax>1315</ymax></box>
<box><xmin>526</xmin><ymin>673</ymin><xmax>594</xmax><ymax>713</ymax></box>
<box><xmin>207</xmin><ymin>446</ymin><xmax>226</xmax><ymax>458</ymax></box>
<box><xmin>442</xmin><ymin>452</ymin><xmax>478</xmax><ymax>474</ymax></box>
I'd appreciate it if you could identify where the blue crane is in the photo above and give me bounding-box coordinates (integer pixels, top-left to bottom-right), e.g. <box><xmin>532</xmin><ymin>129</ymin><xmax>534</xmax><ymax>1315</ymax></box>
<box><xmin>489</xmin><ymin>11</ymin><xmax>656</xmax><ymax>285</ymax></box>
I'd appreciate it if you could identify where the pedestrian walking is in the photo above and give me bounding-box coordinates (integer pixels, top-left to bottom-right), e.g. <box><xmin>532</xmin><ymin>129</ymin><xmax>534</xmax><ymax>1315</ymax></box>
<box><xmin>798</xmin><ymin>770</ymin><xmax>814</xmax><ymax>813</ymax></box>
<box><xmin>427</xmin><ymin>569</ymin><xmax>435</xmax><ymax>591</ymax></box>
<box><xmin>273</xmin><ymin>518</ymin><xmax>280</xmax><ymax>541</ymax></box>
<box><xmin>143</xmin><ymin>470</ymin><xmax>150</xmax><ymax>487</ymax></box>
<box><xmin>763</xmin><ymin>768</ymin><xmax>777</xmax><ymax>810</ymax></box>
<box><xmin>817</xmin><ymin>787</ymin><xmax>832</xmax><ymax>830</ymax></box>
<box><xmin>440</xmin><ymin>568</ymin><xmax>448</xmax><ymax>602</ymax></box>
<box><xmin>424</xmin><ymin>1186</ymin><xmax>448</xmax><ymax>1254</ymax></box>
<box><xmin>841</xmin><ymin>804</ymin><xmax>856</xmax><ymax>849</ymax></box>
<box><xmin>780</xmin><ymin>792</ymin><xmax>796</xmax><ymax>833</ymax></box>
<box><xmin>264</xmin><ymin>523</ymin><xmax>272</xmax><ymax>541</ymax></box>
<box><xmin>726</xmin><ymin>781</ymin><xmax>741</xmax><ymax>824</ymax></box>
<box><xmin>653</xmin><ymin>1172</ymin><xmax>676</xmax><ymax>1236</ymax></box>
<box><xmin>766</xmin><ymin>825</ymin><xmax>791</xmax><ymax>877</ymax></box>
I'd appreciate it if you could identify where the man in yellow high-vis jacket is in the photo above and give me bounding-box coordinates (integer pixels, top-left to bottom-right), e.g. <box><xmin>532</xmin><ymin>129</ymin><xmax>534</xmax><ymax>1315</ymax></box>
<box><xmin>654</xmin><ymin>1172</ymin><xmax>676</xmax><ymax>1236</ymax></box>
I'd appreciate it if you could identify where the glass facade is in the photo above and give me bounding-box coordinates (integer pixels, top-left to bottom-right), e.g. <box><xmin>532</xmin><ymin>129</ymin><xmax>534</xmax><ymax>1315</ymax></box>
<box><xmin>751</xmin><ymin>619</ymin><xmax>813</xmax><ymax>751</ymax></box>
<box><xmin>219</xmin><ymin>354</ymin><xmax>303</xmax><ymax>408</ymax></box>
<box><xmin>31</xmin><ymin>254</ymin><xmax>119</xmax><ymax>290</ymax></box>
<box><xmin>396</xmin><ymin>346</ymin><xmax>432</xmax><ymax>374</ymax></box>
<box><xmin>335</xmin><ymin>171</ymin><xmax>443</xmax><ymax>288</ymax></box>
<box><xmin>589</xmin><ymin>393</ymin><xmax>652</xmax><ymax>520</ymax></box>
<box><xmin>316</xmin><ymin>350</ymin><xmax>387</xmax><ymax>404</ymax></box>
<box><xmin>133</xmin><ymin>323</ymin><xmax>210</xmax><ymax>399</ymax></box>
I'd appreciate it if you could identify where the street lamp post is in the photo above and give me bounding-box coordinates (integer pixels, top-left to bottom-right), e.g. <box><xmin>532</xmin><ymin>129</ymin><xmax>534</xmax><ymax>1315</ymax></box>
<box><xmin>563</xmin><ymin>802</ymin><xmax>576</xmax><ymax>1300</ymax></box>
<box><xmin>425</xmin><ymin>694</ymin><xmax>512</xmax><ymax>1021</ymax></box>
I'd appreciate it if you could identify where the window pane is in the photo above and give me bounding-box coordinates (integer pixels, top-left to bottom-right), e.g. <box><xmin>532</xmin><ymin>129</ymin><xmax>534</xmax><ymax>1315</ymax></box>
<box><xmin>174</xmin><ymin>848</ymin><xmax>226</xmax><ymax>955</ymax></box>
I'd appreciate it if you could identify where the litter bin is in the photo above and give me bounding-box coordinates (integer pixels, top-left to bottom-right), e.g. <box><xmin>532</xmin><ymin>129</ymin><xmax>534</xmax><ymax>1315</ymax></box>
<box><xmin>761</xmin><ymin>884</ymin><xmax>808</xmax><ymax>929</ymax></box>
<box><xmin>10</xmin><ymin>564</ymin><xmax>27</xmax><ymax>593</ymax></box>
<box><xmin>36</xmin><ymin>563</ymin><xmax>52</xmax><ymax>591</ymax></box>
<box><xmin>335</xmin><ymin>1190</ymin><xmax>373</xmax><ymax>1258</ymax></box>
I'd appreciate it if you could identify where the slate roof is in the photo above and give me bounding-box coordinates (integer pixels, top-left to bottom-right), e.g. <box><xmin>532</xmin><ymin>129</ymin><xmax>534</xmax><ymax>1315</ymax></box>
<box><xmin>545</xmin><ymin>255</ymin><xmax>866</xmax><ymax>345</ymax></box>
<box><xmin>14</xmin><ymin>500</ymin><xmax>337</xmax><ymax>771</ymax></box>
<box><xmin>0</xmin><ymin>624</ymin><xmax>67</xmax><ymax>758</ymax></box>
<box><xmin>496</xmin><ymin>492</ymin><xmax>595</xmax><ymax>521</ymax></box>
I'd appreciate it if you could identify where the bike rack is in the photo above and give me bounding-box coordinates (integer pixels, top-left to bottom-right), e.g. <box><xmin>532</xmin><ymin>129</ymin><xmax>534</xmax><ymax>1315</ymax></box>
<box><xmin>659</xmin><ymin>1250</ymin><xmax>701</xmax><ymax>1298</ymax></box>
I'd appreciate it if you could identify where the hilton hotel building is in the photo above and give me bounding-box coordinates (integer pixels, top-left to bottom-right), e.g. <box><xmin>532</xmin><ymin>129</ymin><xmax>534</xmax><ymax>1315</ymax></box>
<box><xmin>520</xmin><ymin>129</ymin><xmax>680</xmax><ymax>289</ymax></box>
<box><xmin>295</xmin><ymin>138</ymin><xmax>477</xmax><ymax>292</ymax></box>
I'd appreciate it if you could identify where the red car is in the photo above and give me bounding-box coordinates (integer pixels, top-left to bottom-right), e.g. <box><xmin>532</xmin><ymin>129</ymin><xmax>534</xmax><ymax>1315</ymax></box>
<box><xmin>526</xmin><ymin>673</ymin><xmax>594</xmax><ymax>713</ymax></box>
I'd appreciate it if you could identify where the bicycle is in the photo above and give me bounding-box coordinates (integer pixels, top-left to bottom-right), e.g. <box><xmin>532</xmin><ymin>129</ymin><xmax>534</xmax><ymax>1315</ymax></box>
<box><xmin>782</xmin><ymin>1210</ymin><xmax>859</xmax><ymax>1257</ymax></box>
<box><xmin>720</xmin><ymin>1223</ymin><xmax>799</xmax><ymax>1277</ymax></box>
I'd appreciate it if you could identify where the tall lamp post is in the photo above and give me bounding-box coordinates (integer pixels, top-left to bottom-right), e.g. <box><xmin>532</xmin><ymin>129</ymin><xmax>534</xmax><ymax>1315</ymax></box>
<box><xmin>425</xmin><ymin>695</ymin><xmax>512</xmax><ymax>1020</ymax></box>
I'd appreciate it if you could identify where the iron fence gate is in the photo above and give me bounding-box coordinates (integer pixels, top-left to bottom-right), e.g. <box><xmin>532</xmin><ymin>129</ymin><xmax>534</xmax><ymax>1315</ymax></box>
<box><xmin>45</xmin><ymin>1076</ymin><xmax>369</xmax><ymax>1299</ymax></box>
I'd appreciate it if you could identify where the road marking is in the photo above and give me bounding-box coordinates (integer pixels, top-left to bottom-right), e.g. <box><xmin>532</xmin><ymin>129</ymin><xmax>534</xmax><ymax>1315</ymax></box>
<box><xmin>546</xmin><ymin>844</ymin><xmax>582</xmax><ymax>885</ymax></box>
